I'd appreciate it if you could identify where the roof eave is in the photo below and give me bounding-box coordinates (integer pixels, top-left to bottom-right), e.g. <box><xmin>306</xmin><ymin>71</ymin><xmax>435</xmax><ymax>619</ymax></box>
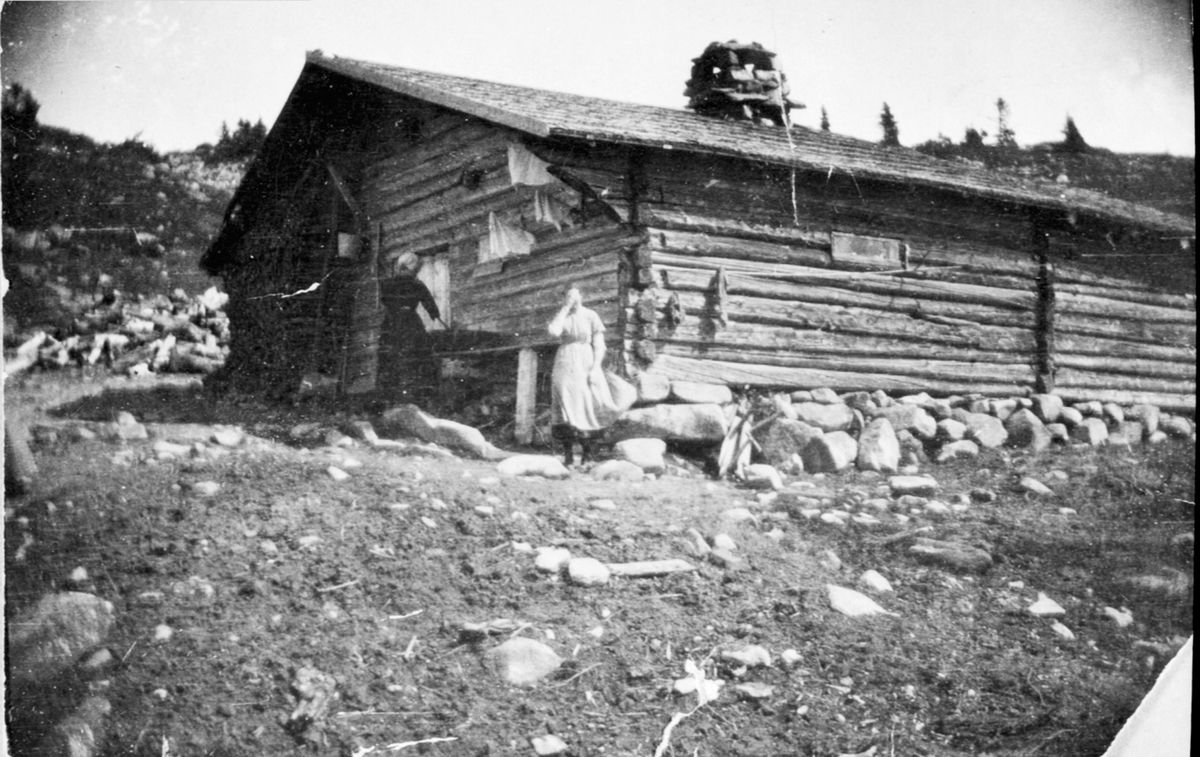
<box><xmin>307</xmin><ymin>51</ymin><xmax>553</xmax><ymax>139</ymax></box>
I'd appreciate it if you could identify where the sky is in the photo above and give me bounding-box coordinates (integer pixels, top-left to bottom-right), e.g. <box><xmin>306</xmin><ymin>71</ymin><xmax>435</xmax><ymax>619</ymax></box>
<box><xmin>0</xmin><ymin>0</ymin><xmax>1194</xmax><ymax>156</ymax></box>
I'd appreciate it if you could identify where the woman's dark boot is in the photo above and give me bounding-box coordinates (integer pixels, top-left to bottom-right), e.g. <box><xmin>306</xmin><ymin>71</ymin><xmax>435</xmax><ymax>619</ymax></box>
<box><xmin>552</xmin><ymin>424</ymin><xmax>577</xmax><ymax>466</ymax></box>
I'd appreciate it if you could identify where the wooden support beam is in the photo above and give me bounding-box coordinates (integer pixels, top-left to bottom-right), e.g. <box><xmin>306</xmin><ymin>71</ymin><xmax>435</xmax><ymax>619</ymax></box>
<box><xmin>514</xmin><ymin>348</ymin><xmax>539</xmax><ymax>445</ymax></box>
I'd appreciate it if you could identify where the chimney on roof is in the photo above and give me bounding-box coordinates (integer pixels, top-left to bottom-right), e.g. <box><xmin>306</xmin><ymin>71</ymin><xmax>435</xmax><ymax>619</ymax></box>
<box><xmin>685</xmin><ymin>41</ymin><xmax>803</xmax><ymax>126</ymax></box>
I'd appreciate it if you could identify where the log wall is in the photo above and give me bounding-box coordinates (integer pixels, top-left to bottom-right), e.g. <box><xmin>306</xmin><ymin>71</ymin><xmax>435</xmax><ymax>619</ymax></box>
<box><xmin>618</xmin><ymin>149</ymin><xmax>1045</xmax><ymax>396</ymax></box>
<box><xmin>527</xmin><ymin>141</ymin><xmax>1195</xmax><ymax>409</ymax></box>
<box><xmin>1045</xmin><ymin>235</ymin><xmax>1196</xmax><ymax>410</ymax></box>
<box><xmin>359</xmin><ymin>114</ymin><xmax>635</xmax><ymax>352</ymax></box>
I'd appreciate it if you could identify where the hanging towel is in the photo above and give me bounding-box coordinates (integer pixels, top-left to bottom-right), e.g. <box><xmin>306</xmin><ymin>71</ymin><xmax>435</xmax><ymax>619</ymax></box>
<box><xmin>508</xmin><ymin>143</ymin><xmax>556</xmax><ymax>186</ymax></box>
<box><xmin>533</xmin><ymin>190</ymin><xmax>575</xmax><ymax>232</ymax></box>
<box><xmin>480</xmin><ymin>212</ymin><xmax>536</xmax><ymax>263</ymax></box>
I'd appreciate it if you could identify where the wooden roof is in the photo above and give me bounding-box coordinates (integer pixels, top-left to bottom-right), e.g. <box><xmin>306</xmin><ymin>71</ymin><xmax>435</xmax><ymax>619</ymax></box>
<box><xmin>202</xmin><ymin>52</ymin><xmax>1194</xmax><ymax>274</ymax></box>
<box><xmin>310</xmin><ymin>52</ymin><xmax>1194</xmax><ymax>237</ymax></box>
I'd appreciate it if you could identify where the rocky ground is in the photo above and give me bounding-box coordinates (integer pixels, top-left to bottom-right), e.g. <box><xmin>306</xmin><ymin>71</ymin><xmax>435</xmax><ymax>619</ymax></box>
<box><xmin>3</xmin><ymin>370</ymin><xmax>1194</xmax><ymax>757</ymax></box>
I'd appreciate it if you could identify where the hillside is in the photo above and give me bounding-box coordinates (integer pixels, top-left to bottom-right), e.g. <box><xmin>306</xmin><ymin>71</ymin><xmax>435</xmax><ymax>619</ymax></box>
<box><xmin>2</xmin><ymin>87</ymin><xmax>251</xmax><ymax>337</ymax></box>
<box><xmin>913</xmin><ymin>139</ymin><xmax>1195</xmax><ymax>218</ymax></box>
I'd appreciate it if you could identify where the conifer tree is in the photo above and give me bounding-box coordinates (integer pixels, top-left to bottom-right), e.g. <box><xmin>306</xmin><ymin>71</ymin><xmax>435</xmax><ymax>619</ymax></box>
<box><xmin>1060</xmin><ymin>116</ymin><xmax>1089</xmax><ymax>153</ymax></box>
<box><xmin>995</xmin><ymin>98</ymin><xmax>1017</xmax><ymax>148</ymax></box>
<box><xmin>879</xmin><ymin>103</ymin><xmax>900</xmax><ymax>147</ymax></box>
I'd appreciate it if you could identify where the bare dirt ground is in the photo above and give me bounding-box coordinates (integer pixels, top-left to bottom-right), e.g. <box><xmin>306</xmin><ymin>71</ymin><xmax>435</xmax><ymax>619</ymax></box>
<box><xmin>4</xmin><ymin>369</ymin><xmax>1194</xmax><ymax>757</ymax></box>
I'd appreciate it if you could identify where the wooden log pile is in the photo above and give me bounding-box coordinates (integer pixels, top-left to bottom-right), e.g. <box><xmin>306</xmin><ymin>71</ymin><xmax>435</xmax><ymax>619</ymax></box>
<box><xmin>8</xmin><ymin>286</ymin><xmax>231</xmax><ymax>377</ymax></box>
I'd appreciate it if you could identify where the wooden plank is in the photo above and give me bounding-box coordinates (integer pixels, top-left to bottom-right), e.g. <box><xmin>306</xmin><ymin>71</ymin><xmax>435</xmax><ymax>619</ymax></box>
<box><xmin>514</xmin><ymin>348</ymin><xmax>539</xmax><ymax>445</ymax></box>
<box><xmin>607</xmin><ymin>559</ymin><xmax>698</xmax><ymax>577</ymax></box>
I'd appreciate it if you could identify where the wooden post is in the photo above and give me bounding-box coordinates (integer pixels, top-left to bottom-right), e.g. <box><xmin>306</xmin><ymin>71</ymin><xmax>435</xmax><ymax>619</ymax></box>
<box><xmin>1031</xmin><ymin>215</ymin><xmax>1057</xmax><ymax>394</ymax></box>
<box><xmin>514</xmin><ymin>348</ymin><xmax>539</xmax><ymax>445</ymax></box>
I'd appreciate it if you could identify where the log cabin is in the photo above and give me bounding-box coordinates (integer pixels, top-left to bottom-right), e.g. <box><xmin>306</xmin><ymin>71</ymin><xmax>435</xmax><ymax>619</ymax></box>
<box><xmin>201</xmin><ymin>49</ymin><xmax>1196</xmax><ymax>426</ymax></box>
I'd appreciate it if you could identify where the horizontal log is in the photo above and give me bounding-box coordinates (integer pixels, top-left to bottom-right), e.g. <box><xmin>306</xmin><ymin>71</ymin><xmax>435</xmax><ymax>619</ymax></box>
<box><xmin>905</xmin><ymin>238</ymin><xmax>1040</xmax><ymax>278</ymax></box>
<box><xmin>644</xmin><ymin>317</ymin><xmax>1032</xmax><ymax>362</ymax></box>
<box><xmin>457</xmin><ymin>271</ymin><xmax>621</xmax><ymax>331</ymax></box>
<box><xmin>1053</xmin><ymin>312</ymin><xmax>1195</xmax><ymax>348</ymax></box>
<box><xmin>638</xmin><ymin>151</ymin><xmax>1032</xmax><ymax>250</ymax></box>
<box><xmin>1051</xmin><ymin>258</ymin><xmax>1182</xmax><ymax>294</ymax></box>
<box><xmin>1054</xmin><ymin>290</ymin><xmax>1194</xmax><ymax>325</ymax></box>
<box><xmin>365</xmin><ymin>121</ymin><xmax>502</xmax><ymax>179</ymax></box>
<box><xmin>656</xmin><ymin>343</ymin><xmax>1036</xmax><ymax>383</ymax></box>
<box><xmin>645</xmin><ymin>354</ymin><xmax>1033</xmax><ymax>396</ymax></box>
<box><xmin>1053</xmin><ymin>333</ymin><xmax>1196</xmax><ymax>363</ymax></box>
<box><xmin>646</xmin><ymin>228</ymin><xmax>831</xmax><ymax>268</ymax></box>
<box><xmin>375</xmin><ymin>168</ymin><xmax>513</xmax><ymax>231</ymax></box>
<box><xmin>1048</xmin><ymin>277</ymin><xmax>1194</xmax><ymax>310</ymax></box>
<box><xmin>458</xmin><ymin>303</ymin><xmax>623</xmax><ymax>349</ymax></box>
<box><xmin>655</xmin><ymin>256</ymin><xmax>1036</xmax><ymax>310</ymax></box>
<box><xmin>381</xmin><ymin>187</ymin><xmax>529</xmax><ymax>255</ymax></box>
<box><xmin>458</xmin><ymin>245</ymin><xmax>619</xmax><ymax>293</ymax></box>
<box><xmin>658</xmin><ymin>288</ymin><xmax>1036</xmax><ymax>351</ymax></box>
<box><xmin>1049</xmin><ymin>388</ymin><xmax>1195</xmax><ymax>413</ymax></box>
<box><xmin>1054</xmin><ymin>353</ymin><xmax>1196</xmax><ymax>380</ymax></box>
<box><xmin>1054</xmin><ymin>368</ymin><xmax>1195</xmax><ymax>395</ymax></box>
<box><xmin>640</xmin><ymin>207</ymin><xmax>832</xmax><ymax>249</ymax></box>
<box><xmin>365</xmin><ymin>151</ymin><xmax>511</xmax><ymax>217</ymax></box>
<box><xmin>658</xmin><ymin>266</ymin><xmax>1036</xmax><ymax>328</ymax></box>
<box><xmin>447</xmin><ymin>229</ymin><xmax>633</xmax><ymax>292</ymax></box>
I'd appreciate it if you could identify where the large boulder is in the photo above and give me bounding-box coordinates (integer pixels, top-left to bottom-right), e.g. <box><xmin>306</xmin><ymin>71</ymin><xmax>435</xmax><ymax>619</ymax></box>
<box><xmin>1071</xmin><ymin>417</ymin><xmax>1109</xmax><ymax>447</ymax></box>
<box><xmin>801</xmin><ymin>431</ymin><xmax>858</xmax><ymax>473</ymax></box>
<box><xmin>1030</xmin><ymin>394</ymin><xmax>1064</xmax><ymax>423</ymax></box>
<box><xmin>936</xmin><ymin>418</ymin><xmax>967</xmax><ymax>441</ymax></box>
<box><xmin>872</xmin><ymin>404</ymin><xmax>936</xmax><ymax>439</ymax></box>
<box><xmin>1126</xmin><ymin>404</ymin><xmax>1161</xmax><ymax>435</ymax></box>
<box><xmin>1057</xmin><ymin>406</ymin><xmax>1084</xmax><ymax>428</ymax></box>
<box><xmin>613</xmin><ymin>438</ymin><xmax>666</xmax><ymax>473</ymax></box>
<box><xmin>591</xmin><ymin>459</ymin><xmax>645</xmax><ymax>482</ymax></box>
<box><xmin>951</xmin><ymin>409</ymin><xmax>1008</xmax><ymax>449</ymax></box>
<box><xmin>759</xmin><ymin>419</ymin><xmax>824</xmax><ymax>467</ymax></box>
<box><xmin>792</xmin><ymin>402</ymin><xmax>856</xmax><ymax>432</ymax></box>
<box><xmin>809</xmin><ymin>387</ymin><xmax>842</xmax><ymax>404</ymax></box>
<box><xmin>497</xmin><ymin>455</ymin><xmax>571</xmax><ymax>479</ymax></box>
<box><xmin>934</xmin><ymin>439</ymin><xmax>980</xmax><ymax>463</ymax></box>
<box><xmin>487</xmin><ymin>638</ymin><xmax>563</xmax><ymax>686</ymax></box>
<box><xmin>379</xmin><ymin>405</ymin><xmax>510</xmax><ymax>459</ymax></box>
<box><xmin>742</xmin><ymin>463</ymin><xmax>783</xmax><ymax>490</ymax></box>
<box><xmin>670</xmin><ymin>381</ymin><xmax>733</xmax><ymax>405</ymax></box>
<box><xmin>1005</xmin><ymin>408</ymin><xmax>1052</xmax><ymax>452</ymax></box>
<box><xmin>634</xmin><ymin>373</ymin><xmax>671</xmax><ymax>404</ymax></box>
<box><xmin>610</xmin><ymin>403</ymin><xmax>727</xmax><ymax>442</ymax></box>
<box><xmin>856</xmin><ymin>418</ymin><xmax>900</xmax><ymax>474</ymax></box>
<box><xmin>908</xmin><ymin>538</ymin><xmax>993</xmax><ymax>573</ymax></box>
<box><xmin>1161</xmin><ymin>416</ymin><xmax>1194</xmax><ymax>439</ymax></box>
<box><xmin>8</xmin><ymin>592</ymin><xmax>116</xmax><ymax>685</ymax></box>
